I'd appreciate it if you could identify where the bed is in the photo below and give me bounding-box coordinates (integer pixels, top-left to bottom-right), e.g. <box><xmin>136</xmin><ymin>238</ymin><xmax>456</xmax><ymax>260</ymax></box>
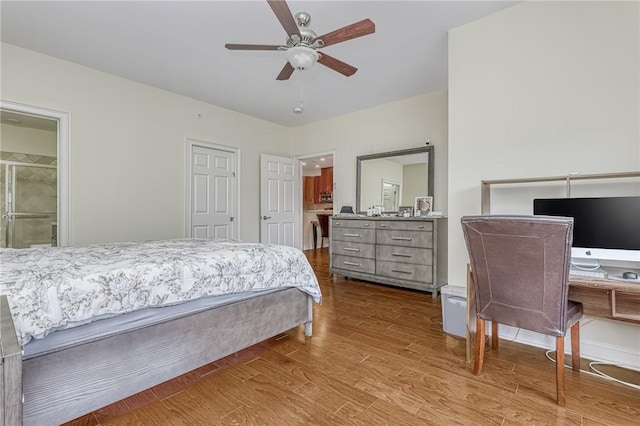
<box><xmin>0</xmin><ymin>238</ymin><xmax>321</xmax><ymax>426</ymax></box>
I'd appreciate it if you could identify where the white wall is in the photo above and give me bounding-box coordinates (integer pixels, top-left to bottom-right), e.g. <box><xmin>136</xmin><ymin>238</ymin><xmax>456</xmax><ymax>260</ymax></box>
<box><xmin>1</xmin><ymin>43</ymin><xmax>289</xmax><ymax>245</ymax></box>
<box><xmin>288</xmin><ymin>90</ymin><xmax>449</xmax><ymax>285</ymax></box>
<box><xmin>0</xmin><ymin>123</ymin><xmax>57</xmax><ymax>157</ymax></box>
<box><xmin>449</xmin><ymin>1</ymin><xmax>640</xmax><ymax>366</ymax></box>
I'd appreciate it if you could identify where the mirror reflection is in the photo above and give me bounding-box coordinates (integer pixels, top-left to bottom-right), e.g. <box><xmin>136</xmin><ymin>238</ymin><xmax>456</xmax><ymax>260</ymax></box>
<box><xmin>356</xmin><ymin>146</ymin><xmax>434</xmax><ymax>214</ymax></box>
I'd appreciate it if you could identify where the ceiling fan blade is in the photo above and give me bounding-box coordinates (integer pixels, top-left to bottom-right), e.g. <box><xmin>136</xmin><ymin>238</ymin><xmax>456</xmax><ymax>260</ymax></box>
<box><xmin>276</xmin><ymin>62</ymin><xmax>295</xmax><ymax>80</ymax></box>
<box><xmin>267</xmin><ymin>0</ymin><xmax>301</xmax><ymax>38</ymax></box>
<box><xmin>318</xmin><ymin>53</ymin><xmax>358</xmax><ymax>77</ymax></box>
<box><xmin>225</xmin><ymin>44</ymin><xmax>284</xmax><ymax>51</ymax></box>
<box><xmin>314</xmin><ymin>18</ymin><xmax>375</xmax><ymax>48</ymax></box>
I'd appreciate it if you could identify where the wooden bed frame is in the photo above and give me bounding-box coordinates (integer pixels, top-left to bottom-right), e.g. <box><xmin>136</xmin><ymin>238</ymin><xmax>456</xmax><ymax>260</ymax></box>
<box><xmin>0</xmin><ymin>288</ymin><xmax>313</xmax><ymax>426</ymax></box>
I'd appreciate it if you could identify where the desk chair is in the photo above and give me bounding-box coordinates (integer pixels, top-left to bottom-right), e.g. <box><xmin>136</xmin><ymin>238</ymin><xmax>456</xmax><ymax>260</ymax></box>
<box><xmin>316</xmin><ymin>214</ymin><xmax>330</xmax><ymax>249</ymax></box>
<box><xmin>461</xmin><ymin>215</ymin><xmax>583</xmax><ymax>406</ymax></box>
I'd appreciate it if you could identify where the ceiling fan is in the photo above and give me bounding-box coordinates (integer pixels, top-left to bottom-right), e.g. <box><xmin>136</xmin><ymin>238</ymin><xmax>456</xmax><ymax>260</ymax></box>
<box><xmin>225</xmin><ymin>0</ymin><xmax>375</xmax><ymax>80</ymax></box>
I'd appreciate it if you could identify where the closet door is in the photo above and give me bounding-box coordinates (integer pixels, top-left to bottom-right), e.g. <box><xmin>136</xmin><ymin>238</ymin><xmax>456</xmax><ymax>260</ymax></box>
<box><xmin>190</xmin><ymin>145</ymin><xmax>237</xmax><ymax>239</ymax></box>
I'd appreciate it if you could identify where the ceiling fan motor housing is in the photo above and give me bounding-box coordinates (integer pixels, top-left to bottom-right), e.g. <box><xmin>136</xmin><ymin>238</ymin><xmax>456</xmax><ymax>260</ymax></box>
<box><xmin>286</xmin><ymin>12</ymin><xmax>322</xmax><ymax>48</ymax></box>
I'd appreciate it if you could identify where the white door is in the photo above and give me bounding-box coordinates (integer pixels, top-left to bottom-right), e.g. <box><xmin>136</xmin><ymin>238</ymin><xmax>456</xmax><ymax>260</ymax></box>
<box><xmin>190</xmin><ymin>145</ymin><xmax>236</xmax><ymax>239</ymax></box>
<box><xmin>260</xmin><ymin>154</ymin><xmax>300</xmax><ymax>248</ymax></box>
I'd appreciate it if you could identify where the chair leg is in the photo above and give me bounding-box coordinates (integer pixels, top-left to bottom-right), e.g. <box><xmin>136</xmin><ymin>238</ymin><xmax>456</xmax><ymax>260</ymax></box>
<box><xmin>571</xmin><ymin>322</ymin><xmax>580</xmax><ymax>372</ymax></box>
<box><xmin>491</xmin><ymin>321</ymin><xmax>499</xmax><ymax>350</ymax></box>
<box><xmin>556</xmin><ymin>336</ymin><xmax>566</xmax><ymax>406</ymax></box>
<box><xmin>321</xmin><ymin>237</ymin><xmax>324</xmax><ymax>249</ymax></box>
<box><xmin>474</xmin><ymin>317</ymin><xmax>486</xmax><ymax>375</ymax></box>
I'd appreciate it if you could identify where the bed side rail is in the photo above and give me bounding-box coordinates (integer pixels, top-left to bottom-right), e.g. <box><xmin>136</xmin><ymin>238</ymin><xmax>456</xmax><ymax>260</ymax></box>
<box><xmin>1</xmin><ymin>295</ymin><xmax>22</xmax><ymax>426</ymax></box>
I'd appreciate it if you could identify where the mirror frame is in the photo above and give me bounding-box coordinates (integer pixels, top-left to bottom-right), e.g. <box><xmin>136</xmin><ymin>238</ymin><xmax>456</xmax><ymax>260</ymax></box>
<box><xmin>356</xmin><ymin>146</ymin><xmax>434</xmax><ymax>214</ymax></box>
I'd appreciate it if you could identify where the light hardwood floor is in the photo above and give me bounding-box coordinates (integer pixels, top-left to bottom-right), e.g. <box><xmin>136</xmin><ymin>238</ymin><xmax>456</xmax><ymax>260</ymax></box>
<box><xmin>67</xmin><ymin>248</ymin><xmax>640</xmax><ymax>425</ymax></box>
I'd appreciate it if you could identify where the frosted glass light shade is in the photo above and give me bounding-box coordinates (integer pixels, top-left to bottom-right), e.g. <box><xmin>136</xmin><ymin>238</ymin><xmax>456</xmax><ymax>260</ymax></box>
<box><xmin>286</xmin><ymin>46</ymin><xmax>318</xmax><ymax>70</ymax></box>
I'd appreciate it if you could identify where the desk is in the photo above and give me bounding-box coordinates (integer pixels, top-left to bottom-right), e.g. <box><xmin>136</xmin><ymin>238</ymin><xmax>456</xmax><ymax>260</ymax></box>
<box><xmin>464</xmin><ymin>266</ymin><xmax>640</xmax><ymax>363</ymax></box>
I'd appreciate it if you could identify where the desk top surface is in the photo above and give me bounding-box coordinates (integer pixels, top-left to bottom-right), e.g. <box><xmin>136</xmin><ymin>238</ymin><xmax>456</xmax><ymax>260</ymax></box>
<box><xmin>570</xmin><ymin>276</ymin><xmax>640</xmax><ymax>293</ymax></box>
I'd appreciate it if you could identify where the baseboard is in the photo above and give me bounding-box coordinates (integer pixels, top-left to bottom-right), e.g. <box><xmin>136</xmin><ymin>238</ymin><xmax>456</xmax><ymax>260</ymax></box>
<box><xmin>498</xmin><ymin>324</ymin><xmax>640</xmax><ymax>369</ymax></box>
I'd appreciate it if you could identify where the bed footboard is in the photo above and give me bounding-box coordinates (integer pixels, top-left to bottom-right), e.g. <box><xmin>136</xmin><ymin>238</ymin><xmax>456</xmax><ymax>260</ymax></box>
<box><xmin>21</xmin><ymin>288</ymin><xmax>313</xmax><ymax>425</ymax></box>
<box><xmin>1</xmin><ymin>295</ymin><xmax>22</xmax><ymax>426</ymax></box>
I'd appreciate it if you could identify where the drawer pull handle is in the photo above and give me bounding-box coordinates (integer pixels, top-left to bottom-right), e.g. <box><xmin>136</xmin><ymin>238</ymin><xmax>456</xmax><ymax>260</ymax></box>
<box><xmin>392</xmin><ymin>253</ymin><xmax>412</xmax><ymax>258</ymax></box>
<box><xmin>392</xmin><ymin>237</ymin><xmax>413</xmax><ymax>241</ymax></box>
<box><xmin>392</xmin><ymin>269</ymin><xmax>413</xmax><ymax>275</ymax></box>
<box><xmin>418</xmin><ymin>225</ymin><xmax>425</xmax><ymax>229</ymax></box>
<box><xmin>344</xmin><ymin>233</ymin><xmax>361</xmax><ymax>237</ymax></box>
<box><xmin>344</xmin><ymin>247</ymin><xmax>361</xmax><ymax>252</ymax></box>
<box><xmin>344</xmin><ymin>261</ymin><xmax>361</xmax><ymax>267</ymax></box>
<box><xmin>335</xmin><ymin>222</ymin><xmax>341</xmax><ymax>225</ymax></box>
<box><xmin>380</xmin><ymin>224</ymin><xmax>388</xmax><ymax>228</ymax></box>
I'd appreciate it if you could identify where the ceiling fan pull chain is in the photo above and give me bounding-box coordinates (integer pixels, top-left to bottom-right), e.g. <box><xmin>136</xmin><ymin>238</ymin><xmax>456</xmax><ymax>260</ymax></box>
<box><xmin>293</xmin><ymin>72</ymin><xmax>304</xmax><ymax>114</ymax></box>
<box><xmin>300</xmin><ymin>72</ymin><xmax>304</xmax><ymax>106</ymax></box>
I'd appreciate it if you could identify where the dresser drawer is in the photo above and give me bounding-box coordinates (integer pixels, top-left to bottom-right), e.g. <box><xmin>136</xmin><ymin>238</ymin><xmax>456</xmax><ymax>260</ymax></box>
<box><xmin>331</xmin><ymin>218</ymin><xmax>375</xmax><ymax>229</ymax></box>
<box><xmin>376</xmin><ymin>260</ymin><xmax>433</xmax><ymax>283</ymax></box>
<box><xmin>377</xmin><ymin>229</ymin><xmax>433</xmax><ymax>248</ymax></box>
<box><xmin>333</xmin><ymin>255</ymin><xmax>376</xmax><ymax>275</ymax></box>
<box><xmin>377</xmin><ymin>221</ymin><xmax>433</xmax><ymax>232</ymax></box>
<box><xmin>332</xmin><ymin>241</ymin><xmax>376</xmax><ymax>259</ymax></box>
<box><xmin>376</xmin><ymin>245</ymin><xmax>432</xmax><ymax>265</ymax></box>
<box><xmin>332</xmin><ymin>227</ymin><xmax>376</xmax><ymax>244</ymax></box>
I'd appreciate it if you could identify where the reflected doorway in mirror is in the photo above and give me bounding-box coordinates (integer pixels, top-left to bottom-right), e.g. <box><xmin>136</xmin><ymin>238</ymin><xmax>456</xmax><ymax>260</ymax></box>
<box><xmin>414</xmin><ymin>196</ymin><xmax>433</xmax><ymax>217</ymax></box>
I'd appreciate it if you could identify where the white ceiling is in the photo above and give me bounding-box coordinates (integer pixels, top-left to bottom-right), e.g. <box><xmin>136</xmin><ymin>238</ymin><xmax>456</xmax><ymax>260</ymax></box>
<box><xmin>0</xmin><ymin>111</ymin><xmax>58</xmax><ymax>131</ymax></box>
<box><xmin>302</xmin><ymin>154</ymin><xmax>333</xmax><ymax>175</ymax></box>
<box><xmin>0</xmin><ymin>1</ymin><xmax>517</xmax><ymax>127</ymax></box>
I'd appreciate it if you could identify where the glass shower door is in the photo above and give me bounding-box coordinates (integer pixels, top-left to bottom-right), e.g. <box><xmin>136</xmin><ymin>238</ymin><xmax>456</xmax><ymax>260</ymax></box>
<box><xmin>1</xmin><ymin>162</ymin><xmax>57</xmax><ymax>248</ymax></box>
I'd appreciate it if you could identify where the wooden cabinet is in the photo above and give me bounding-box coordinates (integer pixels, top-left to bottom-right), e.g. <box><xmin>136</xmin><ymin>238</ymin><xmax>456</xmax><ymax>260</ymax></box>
<box><xmin>329</xmin><ymin>216</ymin><xmax>441</xmax><ymax>298</ymax></box>
<box><xmin>314</xmin><ymin>176</ymin><xmax>321</xmax><ymax>203</ymax></box>
<box><xmin>304</xmin><ymin>168</ymin><xmax>332</xmax><ymax>203</ymax></box>
<box><xmin>303</xmin><ymin>177</ymin><xmax>315</xmax><ymax>203</ymax></box>
<box><xmin>319</xmin><ymin>167</ymin><xmax>333</xmax><ymax>193</ymax></box>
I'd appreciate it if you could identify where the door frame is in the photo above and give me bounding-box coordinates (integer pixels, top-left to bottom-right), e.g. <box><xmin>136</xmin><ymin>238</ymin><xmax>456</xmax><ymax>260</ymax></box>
<box><xmin>0</xmin><ymin>99</ymin><xmax>71</xmax><ymax>246</ymax></box>
<box><xmin>184</xmin><ymin>138</ymin><xmax>241</xmax><ymax>239</ymax></box>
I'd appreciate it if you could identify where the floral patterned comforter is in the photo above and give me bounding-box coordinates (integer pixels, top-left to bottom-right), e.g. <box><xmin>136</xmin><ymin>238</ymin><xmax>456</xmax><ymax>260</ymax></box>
<box><xmin>0</xmin><ymin>238</ymin><xmax>321</xmax><ymax>346</ymax></box>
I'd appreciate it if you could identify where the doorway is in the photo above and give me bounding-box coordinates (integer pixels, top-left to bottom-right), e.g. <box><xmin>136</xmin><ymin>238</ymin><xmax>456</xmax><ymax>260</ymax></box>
<box><xmin>0</xmin><ymin>101</ymin><xmax>69</xmax><ymax>247</ymax></box>
<box><xmin>1</xmin><ymin>109</ymin><xmax>60</xmax><ymax>248</ymax></box>
<box><xmin>296</xmin><ymin>151</ymin><xmax>336</xmax><ymax>251</ymax></box>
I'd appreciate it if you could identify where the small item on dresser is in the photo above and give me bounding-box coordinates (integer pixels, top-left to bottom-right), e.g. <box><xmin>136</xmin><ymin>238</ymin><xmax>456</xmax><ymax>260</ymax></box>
<box><xmin>414</xmin><ymin>196</ymin><xmax>433</xmax><ymax>217</ymax></box>
<box><xmin>398</xmin><ymin>206</ymin><xmax>413</xmax><ymax>217</ymax></box>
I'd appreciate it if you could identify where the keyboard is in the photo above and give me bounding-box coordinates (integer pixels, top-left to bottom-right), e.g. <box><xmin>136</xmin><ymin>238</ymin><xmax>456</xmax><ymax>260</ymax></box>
<box><xmin>569</xmin><ymin>268</ymin><xmax>606</xmax><ymax>279</ymax></box>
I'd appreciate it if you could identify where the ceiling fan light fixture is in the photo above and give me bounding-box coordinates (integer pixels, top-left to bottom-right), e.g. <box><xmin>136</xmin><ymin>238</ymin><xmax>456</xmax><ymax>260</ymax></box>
<box><xmin>286</xmin><ymin>46</ymin><xmax>318</xmax><ymax>70</ymax></box>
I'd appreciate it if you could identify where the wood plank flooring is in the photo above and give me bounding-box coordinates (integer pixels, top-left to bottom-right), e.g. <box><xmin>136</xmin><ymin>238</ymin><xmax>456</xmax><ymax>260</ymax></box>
<box><xmin>66</xmin><ymin>248</ymin><xmax>640</xmax><ymax>425</ymax></box>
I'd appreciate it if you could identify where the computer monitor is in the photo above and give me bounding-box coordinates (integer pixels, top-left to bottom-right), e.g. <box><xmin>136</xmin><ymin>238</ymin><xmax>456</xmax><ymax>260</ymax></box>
<box><xmin>533</xmin><ymin>196</ymin><xmax>640</xmax><ymax>267</ymax></box>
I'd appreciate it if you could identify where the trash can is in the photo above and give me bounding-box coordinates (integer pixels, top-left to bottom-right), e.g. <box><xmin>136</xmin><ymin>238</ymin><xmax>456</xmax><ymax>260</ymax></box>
<box><xmin>441</xmin><ymin>285</ymin><xmax>467</xmax><ymax>338</ymax></box>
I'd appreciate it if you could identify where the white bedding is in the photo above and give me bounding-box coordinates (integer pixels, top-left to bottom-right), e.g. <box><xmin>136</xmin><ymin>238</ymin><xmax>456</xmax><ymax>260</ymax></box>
<box><xmin>0</xmin><ymin>238</ymin><xmax>321</xmax><ymax>345</ymax></box>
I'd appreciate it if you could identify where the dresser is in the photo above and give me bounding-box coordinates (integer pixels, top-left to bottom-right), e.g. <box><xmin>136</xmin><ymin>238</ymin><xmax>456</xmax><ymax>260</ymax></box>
<box><xmin>329</xmin><ymin>216</ymin><xmax>442</xmax><ymax>298</ymax></box>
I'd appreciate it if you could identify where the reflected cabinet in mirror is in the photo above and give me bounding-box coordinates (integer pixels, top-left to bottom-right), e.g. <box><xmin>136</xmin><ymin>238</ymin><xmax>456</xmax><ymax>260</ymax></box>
<box><xmin>356</xmin><ymin>146</ymin><xmax>434</xmax><ymax>214</ymax></box>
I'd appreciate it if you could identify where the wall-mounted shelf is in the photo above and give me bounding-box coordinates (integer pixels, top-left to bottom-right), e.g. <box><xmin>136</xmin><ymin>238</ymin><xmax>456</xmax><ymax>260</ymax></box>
<box><xmin>481</xmin><ymin>171</ymin><xmax>640</xmax><ymax>214</ymax></box>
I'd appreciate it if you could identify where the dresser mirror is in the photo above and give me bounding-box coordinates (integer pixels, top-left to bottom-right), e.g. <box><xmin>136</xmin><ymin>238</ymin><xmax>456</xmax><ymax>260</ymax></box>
<box><xmin>356</xmin><ymin>146</ymin><xmax>434</xmax><ymax>214</ymax></box>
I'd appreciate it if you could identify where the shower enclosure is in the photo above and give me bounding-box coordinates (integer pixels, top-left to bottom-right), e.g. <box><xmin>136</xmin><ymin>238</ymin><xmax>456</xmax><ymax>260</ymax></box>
<box><xmin>1</xmin><ymin>160</ymin><xmax>57</xmax><ymax>248</ymax></box>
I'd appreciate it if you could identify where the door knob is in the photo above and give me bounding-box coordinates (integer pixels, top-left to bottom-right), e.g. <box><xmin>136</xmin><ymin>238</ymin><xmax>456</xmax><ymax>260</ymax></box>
<box><xmin>262</xmin><ymin>216</ymin><xmax>272</xmax><ymax>220</ymax></box>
